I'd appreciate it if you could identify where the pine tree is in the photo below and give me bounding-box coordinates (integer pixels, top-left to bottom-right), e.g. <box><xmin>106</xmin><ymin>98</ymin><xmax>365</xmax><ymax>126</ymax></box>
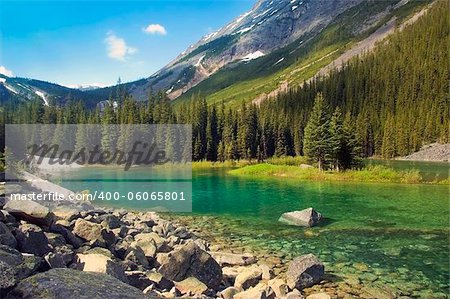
<box><xmin>303</xmin><ymin>93</ymin><xmax>331</xmax><ymax>171</ymax></box>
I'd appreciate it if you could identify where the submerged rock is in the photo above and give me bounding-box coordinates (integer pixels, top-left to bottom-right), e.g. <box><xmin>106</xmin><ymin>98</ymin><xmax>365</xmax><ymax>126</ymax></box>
<box><xmin>5</xmin><ymin>268</ymin><xmax>147</xmax><ymax>299</ymax></box>
<box><xmin>286</xmin><ymin>254</ymin><xmax>324</xmax><ymax>290</ymax></box>
<box><xmin>279</xmin><ymin>208</ymin><xmax>322</xmax><ymax>227</ymax></box>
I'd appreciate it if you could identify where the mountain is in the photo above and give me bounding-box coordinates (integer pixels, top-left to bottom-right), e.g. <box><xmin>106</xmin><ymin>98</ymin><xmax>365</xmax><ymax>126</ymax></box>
<box><xmin>0</xmin><ymin>0</ymin><xmax>432</xmax><ymax>108</ymax></box>
<box><xmin>123</xmin><ymin>0</ymin><xmax>431</xmax><ymax>105</ymax></box>
<box><xmin>0</xmin><ymin>74</ymin><xmax>106</xmax><ymax>108</ymax></box>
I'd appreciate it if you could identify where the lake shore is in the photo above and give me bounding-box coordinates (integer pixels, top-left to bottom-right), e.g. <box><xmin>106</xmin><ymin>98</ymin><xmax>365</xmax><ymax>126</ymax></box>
<box><xmin>229</xmin><ymin>163</ymin><xmax>449</xmax><ymax>184</ymax></box>
<box><xmin>0</xmin><ymin>181</ymin><xmax>334</xmax><ymax>299</ymax></box>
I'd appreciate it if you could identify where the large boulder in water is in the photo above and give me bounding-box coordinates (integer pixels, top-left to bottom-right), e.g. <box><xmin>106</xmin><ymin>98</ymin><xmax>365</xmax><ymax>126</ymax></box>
<box><xmin>286</xmin><ymin>254</ymin><xmax>324</xmax><ymax>290</ymax></box>
<box><xmin>158</xmin><ymin>240</ymin><xmax>222</xmax><ymax>289</ymax></box>
<box><xmin>278</xmin><ymin>208</ymin><xmax>322</xmax><ymax>227</ymax></box>
<box><xmin>5</xmin><ymin>268</ymin><xmax>148</xmax><ymax>299</ymax></box>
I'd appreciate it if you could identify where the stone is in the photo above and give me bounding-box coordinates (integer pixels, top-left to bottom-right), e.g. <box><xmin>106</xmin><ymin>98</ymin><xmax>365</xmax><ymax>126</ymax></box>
<box><xmin>286</xmin><ymin>254</ymin><xmax>324</xmax><ymax>290</ymax></box>
<box><xmin>235</xmin><ymin>265</ymin><xmax>263</xmax><ymax>290</ymax></box>
<box><xmin>0</xmin><ymin>260</ymin><xmax>17</xmax><ymax>290</ymax></box>
<box><xmin>135</xmin><ymin>232</ymin><xmax>168</xmax><ymax>252</ymax></box>
<box><xmin>13</xmin><ymin>223</ymin><xmax>51</xmax><ymax>256</ymax></box>
<box><xmin>4</xmin><ymin>200</ymin><xmax>52</xmax><ymax>226</ymax></box>
<box><xmin>268</xmin><ymin>278</ymin><xmax>289</xmax><ymax>298</ymax></box>
<box><xmin>125</xmin><ymin>245</ymin><xmax>150</xmax><ymax>269</ymax></box>
<box><xmin>260</xmin><ymin>264</ymin><xmax>273</xmax><ymax>280</ymax></box>
<box><xmin>98</xmin><ymin>214</ymin><xmax>121</xmax><ymax>229</ymax></box>
<box><xmin>51</xmin><ymin>206</ymin><xmax>80</xmax><ymax>222</ymax></box>
<box><xmin>53</xmin><ymin>246</ymin><xmax>74</xmax><ymax>266</ymax></box>
<box><xmin>221</xmin><ymin>286</ymin><xmax>240</xmax><ymax>299</ymax></box>
<box><xmin>49</xmin><ymin>223</ymin><xmax>83</xmax><ymax>248</ymax></box>
<box><xmin>279</xmin><ymin>208</ymin><xmax>322</xmax><ymax>227</ymax></box>
<box><xmin>146</xmin><ymin>271</ymin><xmax>175</xmax><ymax>290</ymax></box>
<box><xmin>234</xmin><ymin>283</ymin><xmax>274</xmax><ymax>299</ymax></box>
<box><xmin>306</xmin><ymin>293</ymin><xmax>331</xmax><ymax>299</ymax></box>
<box><xmin>158</xmin><ymin>240</ymin><xmax>222</xmax><ymax>289</ymax></box>
<box><xmin>130</xmin><ymin>238</ymin><xmax>157</xmax><ymax>258</ymax></box>
<box><xmin>5</xmin><ymin>268</ymin><xmax>147</xmax><ymax>299</ymax></box>
<box><xmin>211</xmin><ymin>251</ymin><xmax>257</xmax><ymax>266</ymax></box>
<box><xmin>44</xmin><ymin>232</ymin><xmax>66</xmax><ymax>248</ymax></box>
<box><xmin>72</xmin><ymin>218</ymin><xmax>115</xmax><ymax>247</ymax></box>
<box><xmin>84</xmin><ymin>247</ymin><xmax>114</xmax><ymax>258</ymax></box>
<box><xmin>284</xmin><ymin>289</ymin><xmax>305</xmax><ymax>299</ymax></box>
<box><xmin>74</xmin><ymin>253</ymin><xmax>127</xmax><ymax>283</ymax></box>
<box><xmin>124</xmin><ymin>271</ymin><xmax>153</xmax><ymax>290</ymax></box>
<box><xmin>0</xmin><ymin>245</ymin><xmax>43</xmax><ymax>280</ymax></box>
<box><xmin>0</xmin><ymin>221</ymin><xmax>17</xmax><ymax>248</ymax></box>
<box><xmin>175</xmin><ymin>277</ymin><xmax>208</xmax><ymax>295</ymax></box>
<box><xmin>44</xmin><ymin>252</ymin><xmax>66</xmax><ymax>268</ymax></box>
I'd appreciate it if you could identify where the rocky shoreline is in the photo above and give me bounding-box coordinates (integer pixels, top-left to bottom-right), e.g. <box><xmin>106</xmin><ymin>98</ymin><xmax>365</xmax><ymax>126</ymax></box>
<box><xmin>0</xmin><ymin>186</ymin><xmax>331</xmax><ymax>299</ymax></box>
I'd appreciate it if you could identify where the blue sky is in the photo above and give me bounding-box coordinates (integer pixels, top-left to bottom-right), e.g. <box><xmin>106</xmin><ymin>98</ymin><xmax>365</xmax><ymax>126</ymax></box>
<box><xmin>0</xmin><ymin>0</ymin><xmax>254</xmax><ymax>87</ymax></box>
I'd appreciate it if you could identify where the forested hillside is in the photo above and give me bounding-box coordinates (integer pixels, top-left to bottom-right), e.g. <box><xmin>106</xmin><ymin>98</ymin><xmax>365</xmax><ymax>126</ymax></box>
<box><xmin>4</xmin><ymin>0</ymin><xmax>448</xmax><ymax>161</ymax></box>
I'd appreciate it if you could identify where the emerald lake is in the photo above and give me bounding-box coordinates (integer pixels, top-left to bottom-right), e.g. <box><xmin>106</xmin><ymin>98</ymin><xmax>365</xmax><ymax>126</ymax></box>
<box><xmin>56</xmin><ymin>161</ymin><xmax>450</xmax><ymax>296</ymax></box>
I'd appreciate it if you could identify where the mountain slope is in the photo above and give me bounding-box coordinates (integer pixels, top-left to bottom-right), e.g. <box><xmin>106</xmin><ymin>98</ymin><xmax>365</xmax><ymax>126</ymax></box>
<box><xmin>0</xmin><ymin>75</ymin><xmax>106</xmax><ymax>108</ymax></box>
<box><xmin>124</xmin><ymin>0</ymin><xmax>430</xmax><ymax>105</ymax></box>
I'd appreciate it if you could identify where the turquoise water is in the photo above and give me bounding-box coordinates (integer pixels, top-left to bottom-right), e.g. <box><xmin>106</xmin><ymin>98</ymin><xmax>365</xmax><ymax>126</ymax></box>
<box><xmin>56</xmin><ymin>161</ymin><xmax>450</xmax><ymax>296</ymax></box>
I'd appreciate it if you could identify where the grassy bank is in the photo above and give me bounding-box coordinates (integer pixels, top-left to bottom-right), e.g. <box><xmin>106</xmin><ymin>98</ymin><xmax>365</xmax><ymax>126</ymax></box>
<box><xmin>229</xmin><ymin>163</ymin><xmax>447</xmax><ymax>184</ymax></box>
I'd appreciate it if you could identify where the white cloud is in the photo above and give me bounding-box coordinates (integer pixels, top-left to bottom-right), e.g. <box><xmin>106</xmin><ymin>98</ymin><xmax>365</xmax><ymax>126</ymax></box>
<box><xmin>104</xmin><ymin>32</ymin><xmax>138</xmax><ymax>62</ymax></box>
<box><xmin>0</xmin><ymin>66</ymin><xmax>14</xmax><ymax>77</ymax></box>
<box><xmin>143</xmin><ymin>24</ymin><xmax>167</xmax><ymax>35</ymax></box>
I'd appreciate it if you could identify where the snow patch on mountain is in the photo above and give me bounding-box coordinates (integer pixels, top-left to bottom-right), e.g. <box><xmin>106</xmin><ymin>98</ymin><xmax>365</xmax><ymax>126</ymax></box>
<box><xmin>35</xmin><ymin>90</ymin><xmax>49</xmax><ymax>106</ymax></box>
<box><xmin>242</xmin><ymin>51</ymin><xmax>265</xmax><ymax>61</ymax></box>
<box><xmin>195</xmin><ymin>55</ymin><xmax>206</xmax><ymax>67</ymax></box>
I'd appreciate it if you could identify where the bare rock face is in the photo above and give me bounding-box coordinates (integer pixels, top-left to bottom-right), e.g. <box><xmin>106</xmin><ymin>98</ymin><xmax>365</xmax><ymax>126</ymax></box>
<box><xmin>278</xmin><ymin>208</ymin><xmax>322</xmax><ymax>227</ymax></box>
<box><xmin>5</xmin><ymin>268</ymin><xmax>148</xmax><ymax>299</ymax></box>
<box><xmin>158</xmin><ymin>240</ymin><xmax>222</xmax><ymax>290</ymax></box>
<box><xmin>286</xmin><ymin>254</ymin><xmax>324</xmax><ymax>290</ymax></box>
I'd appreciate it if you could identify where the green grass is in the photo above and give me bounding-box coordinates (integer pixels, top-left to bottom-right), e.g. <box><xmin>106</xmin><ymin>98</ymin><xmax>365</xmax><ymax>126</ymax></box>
<box><xmin>191</xmin><ymin>160</ymin><xmax>255</xmax><ymax>169</ymax></box>
<box><xmin>229</xmin><ymin>163</ymin><xmax>446</xmax><ymax>184</ymax></box>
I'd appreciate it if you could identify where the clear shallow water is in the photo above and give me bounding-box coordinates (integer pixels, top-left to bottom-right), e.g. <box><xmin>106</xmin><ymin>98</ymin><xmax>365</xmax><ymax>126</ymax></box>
<box><xmin>56</xmin><ymin>161</ymin><xmax>450</xmax><ymax>296</ymax></box>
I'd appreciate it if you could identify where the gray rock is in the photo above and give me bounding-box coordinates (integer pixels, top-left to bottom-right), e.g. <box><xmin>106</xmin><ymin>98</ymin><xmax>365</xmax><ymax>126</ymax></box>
<box><xmin>234</xmin><ymin>265</ymin><xmax>263</xmax><ymax>290</ymax></box>
<box><xmin>0</xmin><ymin>222</ymin><xmax>17</xmax><ymax>248</ymax></box>
<box><xmin>0</xmin><ymin>245</ymin><xmax>43</xmax><ymax>280</ymax></box>
<box><xmin>51</xmin><ymin>206</ymin><xmax>80</xmax><ymax>222</ymax></box>
<box><xmin>44</xmin><ymin>232</ymin><xmax>66</xmax><ymax>248</ymax></box>
<box><xmin>5</xmin><ymin>268</ymin><xmax>148</xmax><ymax>299</ymax></box>
<box><xmin>72</xmin><ymin>218</ymin><xmax>115</xmax><ymax>247</ymax></box>
<box><xmin>146</xmin><ymin>271</ymin><xmax>175</xmax><ymax>290</ymax></box>
<box><xmin>159</xmin><ymin>240</ymin><xmax>222</xmax><ymax>289</ymax></box>
<box><xmin>211</xmin><ymin>251</ymin><xmax>256</xmax><ymax>266</ymax></box>
<box><xmin>279</xmin><ymin>208</ymin><xmax>322</xmax><ymax>227</ymax></box>
<box><xmin>13</xmin><ymin>224</ymin><xmax>51</xmax><ymax>256</ymax></box>
<box><xmin>49</xmin><ymin>223</ymin><xmax>83</xmax><ymax>248</ymax></box>
<box><xmin>98</xmin><ymin>214</ymin><xmax>121</xmax><ymax>229</ymax></box>
<box><xmin>130</xmin><ymin>238</ymin><xmax>157</xmax><ymax>259</ymax></box>
<box><xmin>234</xmin><ymin>282</ymin><xmax>275</xmax><ymax>299</ymax></box>
<box><xmin>221</xmin><ymin>286</ymin><xmax>240</xmax><ymax>299</ymax></box>
<box><xmin>74</xmin><ymin>253</ymin><xmax>127</xmax><ymax>283</ymax></box>
<box><xmin>286</xmin><ymin>254</ymin><xmax>324</xmax><ymax>290</ymax></box>
<box><xmin>125</xmin><ymin>271</ymin><xmax>153</xmax><ymax>290</ymax></box>
<box><xmin>125</xmin><ymin>245</ymin><xmax>150</xmax><ymax>269</ymax></box>
<box><xmin>44</xmin><ymin>252</ymin><xmax>66</xmax><ymax>268</ymax></box>
<box><xmin>4</xmin><ymin>200</ymin><xmax>52</xmax><ymax>226</ymax></box>
<box><xmin>0</xmin><ymin>260</ymin><xmax>17</xmax><ymax>290</ymax></box>
<box><xmin>174</xmin><ymin>277</ymin><xmax>208</xmax><ymax>296</ymax></box>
